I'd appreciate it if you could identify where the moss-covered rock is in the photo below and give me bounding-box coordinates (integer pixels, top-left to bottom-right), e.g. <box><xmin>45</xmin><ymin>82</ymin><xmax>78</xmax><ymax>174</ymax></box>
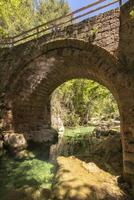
<box><xmin>3</xmin><ymin>132</ymin><xmax>27</xmax><ymax>151</ymax></box>
<box><xmin>52</xmin><ymin>156</ymin><xmax>129</xmax><ymax>200</ymax></box>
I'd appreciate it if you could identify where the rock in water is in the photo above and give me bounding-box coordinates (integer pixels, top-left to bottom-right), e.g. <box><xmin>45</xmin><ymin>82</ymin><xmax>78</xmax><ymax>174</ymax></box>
<box><xmin>52</xmin><ymin>115</ymin><xmax>64</xmax><ymax>136</ymax></box>
<box><xmin>3</xmin><ymin>132</ymin><xmax>27</xmax><ymax>151</ymax></box>
<box><xmin>52</xmin><ymin>156</ymin><xmax>128</xmax><ymax>200</ymax></box>
<box><xmin>3</xmin><ymin>132</ymin><xmax>27</xmax><ymax>158</ymax></box>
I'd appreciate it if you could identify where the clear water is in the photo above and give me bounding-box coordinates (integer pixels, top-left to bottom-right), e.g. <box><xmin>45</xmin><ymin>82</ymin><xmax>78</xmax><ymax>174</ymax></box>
<box><xmin>0</xmin><ymin>126</ymin><xmax>95</xmax><ymax>199</ymax></box>
<box><xmin>0</xmin><ymin>151</ymin><xmax>54</xmax><ymax>199</ymax></box>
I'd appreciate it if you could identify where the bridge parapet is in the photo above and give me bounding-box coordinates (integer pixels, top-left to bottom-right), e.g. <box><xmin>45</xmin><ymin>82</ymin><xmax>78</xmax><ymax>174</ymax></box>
<box><xmin>19</xmin><ymin>8</ymin><xmax>119</xmax><ymax>56</ymax></box>
<box><xmin>0</xmin><ymin>0</ymin><xmax>120</xmax><ymax>55</ymax></box>
<box><xmin>50</xmin><ymin>9</ymin><xmax>120</xmax><ymax>55</ymax></box>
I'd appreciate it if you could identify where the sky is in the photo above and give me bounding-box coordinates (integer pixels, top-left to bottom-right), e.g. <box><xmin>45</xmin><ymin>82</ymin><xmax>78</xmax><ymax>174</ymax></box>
<box><xmin>66</xmin><ymin>0</ymin><xmax>129</xmax><ymax>10</ymax></box>
<box><xmin>67</xmin><ymin>0</ymin><xmax>96</xmax><ymax>10</ymax></box>
<box><xmin>66</xmin><ymin>0</ymin><xmax>129</xmax><ymax>20</ymax></box>
<box><xmin>66</xmin><ymin>0</ymin><xmax>120</xmax><ymax>20</ymax></box>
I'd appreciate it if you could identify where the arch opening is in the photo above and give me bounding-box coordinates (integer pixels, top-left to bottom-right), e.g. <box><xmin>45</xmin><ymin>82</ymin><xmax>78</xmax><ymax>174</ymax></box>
<box><xmin>50</xmin><ymin>78</ymin><xmax>122</xmax><ymax>175</ymax></box>
<box><xmin>51</xmin><ymin>78</ymin><xmax>120</xmax><ymax>132</ymax></box>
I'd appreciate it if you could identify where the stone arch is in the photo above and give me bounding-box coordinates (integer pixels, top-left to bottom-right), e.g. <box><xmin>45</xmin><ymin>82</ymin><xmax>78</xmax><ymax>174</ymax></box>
<box><xmin>3</xmin><ymin>39</ymin><xmax>134</xmax><ymax>182</ymax></box>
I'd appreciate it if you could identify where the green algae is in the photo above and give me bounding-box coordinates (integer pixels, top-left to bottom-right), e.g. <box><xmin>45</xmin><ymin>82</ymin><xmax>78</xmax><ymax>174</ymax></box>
<box><xmin>64</xmin><ymin>126</ymin><xmax>95</xmax><ymax>138</ymax></box>
<box><xmin>0</xmin><ymin>152</ymin><xmax>54</xmax><ymax>199</ymax></box>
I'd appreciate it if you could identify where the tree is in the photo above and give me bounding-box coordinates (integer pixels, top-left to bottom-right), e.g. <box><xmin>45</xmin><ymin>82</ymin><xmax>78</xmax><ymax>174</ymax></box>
<box><xmin>36</xmin><ymin>0</ymin><xmax>69</xmax><ymax>25</ymax></box>
<box><xmin>0</xmin><ymin>0</ymin><xmax>70</xmax><ymax>37</ymax></box>
<box><xmin>0</xmin><ymin>0</ymin><xmax>35</xmax><ymax>36</ymax></box>
<box><xmin>51</xmin><ymin>79</ymin><xmax>119</xmax><ymax>127</ymax></box>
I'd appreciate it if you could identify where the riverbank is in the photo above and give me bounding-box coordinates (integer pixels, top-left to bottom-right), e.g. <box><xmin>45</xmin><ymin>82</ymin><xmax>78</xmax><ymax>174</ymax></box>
<box><xmin>0</xmin><ymin>126</ymin><xmax>132</xmax><ymax>199</ymax></box>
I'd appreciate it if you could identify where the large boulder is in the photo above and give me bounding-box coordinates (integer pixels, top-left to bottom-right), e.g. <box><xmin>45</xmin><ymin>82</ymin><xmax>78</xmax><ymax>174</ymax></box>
<box><xmin>29</xmin><ymin>128</ymin><xmax>58</xmax><ymax>144</ymax></box>
<box><xmin>52</xmin><ymin>156</ymin><xmax>129</xmax><ymax>200</ymax></box>
<box><xmin>52</xmin><ymin>116</ymin><xmax>65</xmax><ymax>134</ymax></box>
<box><xmin>3</xmin><ymin>132</ymin><xmax>27</xmax><ymax>151</ymax></box>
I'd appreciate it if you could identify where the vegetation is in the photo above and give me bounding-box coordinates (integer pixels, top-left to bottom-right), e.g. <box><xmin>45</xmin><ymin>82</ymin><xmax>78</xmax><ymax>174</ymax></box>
<box><xmin>64</xmin><ymin>126</ymin><xmax>95</xmax><ymax>138</ymax></box>
<box><xmin>0</xmin><ymin>0</ymin><xmax>69</xmax><ymax>37</ymax></box>
<box><xmin>51</xmin><ymin>79</ymin><xmax>119</xmax><ymax>127</ymax></box>
<box><xmin>130</xmin><ymin>9</ymin><xmax>134</xmax><ymax>18</ymax></box>
<box><xmin>90</xmin><ymin>26</ymin><xmax>98</xmax><ymax>40</ymax></box>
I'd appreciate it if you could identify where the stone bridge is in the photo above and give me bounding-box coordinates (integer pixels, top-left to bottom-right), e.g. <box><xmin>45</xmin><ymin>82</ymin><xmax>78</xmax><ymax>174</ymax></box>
<box><xmin>0</xmin><ymin>0</ymin><xmax>134</xmax><ymax>187</ymax></box>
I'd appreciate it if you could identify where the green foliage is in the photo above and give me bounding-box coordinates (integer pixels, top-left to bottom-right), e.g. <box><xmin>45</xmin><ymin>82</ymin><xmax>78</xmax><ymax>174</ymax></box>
<box><xmin>36</xmin><ymin>0</ymin><xmax>69</xmax><ymax>25</ymax></box>
<box><xmin>51</xmin><ymin>79</ymin><xmax>119</xmax><ymax>127</ymax></box>
<box><xmin>130</xmin><ymin>9</ymin><xmax>134</xmax><ymax>18</ymax></box>
<box><xmin>90</xmin><ymin>26</ymin><xmax>98</xmax><ymax>38</ymax></box>
<box><xmin>0</xmin><ymin>0</ymin><xmax>33</xmax><ymax>36</ymax></box>
<box><xmin>0</xmin><ymin>0</ymin><xmax>70</xmax><ymax>37</ymax></box>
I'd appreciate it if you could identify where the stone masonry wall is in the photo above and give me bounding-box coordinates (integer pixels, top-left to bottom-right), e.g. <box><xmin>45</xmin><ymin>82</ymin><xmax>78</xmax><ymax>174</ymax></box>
<box><xmin>0</xmin><ymin>8</ymin><xmax>120</xmax><ymax>99</ymax></box>
<box><xmin>47</xmin><ymin>9</ymin><xmax>120</xmax><ymax>55</ymax></box>
<box><xmin>118</xmin><ymin>0</ymin><xmax>134</xmax><ymax>187</ymax></box>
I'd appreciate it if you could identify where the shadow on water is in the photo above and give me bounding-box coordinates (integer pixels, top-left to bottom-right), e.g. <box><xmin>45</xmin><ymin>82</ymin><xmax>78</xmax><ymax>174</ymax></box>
<box><xmin>0</xmin><ymin>128</ymin><xmax>133</xmax><ymax>199</ymax></box>
<box><xmin>0</xmin><ymin>142</ymin><xmax>54</xmax><ymax>200</ymax></box>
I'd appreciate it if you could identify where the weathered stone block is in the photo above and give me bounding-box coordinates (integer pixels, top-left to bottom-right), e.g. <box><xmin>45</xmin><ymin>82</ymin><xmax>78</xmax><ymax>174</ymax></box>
<box><xmin>125</xmin><ymin>143</ymin><xmax>134</xmax><ymax>153</ymax></box>
<box><xmin>124</xmin><ymin>152</ymin><xmax>134</xmax><ymax>162</ymax></box>
<box><xmin>124</xmin><ymin>161</ymin><xmax>134</xmax><ymax>175</ymax></box>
